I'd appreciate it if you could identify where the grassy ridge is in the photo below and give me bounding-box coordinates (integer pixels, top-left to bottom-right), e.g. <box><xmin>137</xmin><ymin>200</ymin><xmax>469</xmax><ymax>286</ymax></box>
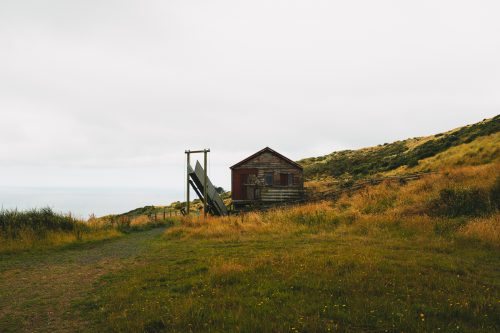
<box><xmin>80</xmin><ymin>164</ymin><xmax>500</xmax><ymax>332</ymax></box>
<box><xmin>392</xmin><ymin>131</ymin><xmax>500</xmax><ymax>174</ymax></box>
<box><xmin>300</xmin><ymin>115</ymin><xmax>499</xmax><ymax>179</ymax></box>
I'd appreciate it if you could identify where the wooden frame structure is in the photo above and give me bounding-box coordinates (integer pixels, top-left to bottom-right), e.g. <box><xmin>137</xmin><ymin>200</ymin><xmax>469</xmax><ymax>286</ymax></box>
<box><xmin>185</xmin><ymin>149</ymin><xmax>228</xmax><ymax>217</ymax></box>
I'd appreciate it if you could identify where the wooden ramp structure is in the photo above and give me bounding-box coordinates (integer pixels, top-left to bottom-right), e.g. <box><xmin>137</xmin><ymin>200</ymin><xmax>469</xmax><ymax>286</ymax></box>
<box><xmin>188</xmin><ymin>161</ymin><xmax>228</xmax><ymax>216</ymax></box>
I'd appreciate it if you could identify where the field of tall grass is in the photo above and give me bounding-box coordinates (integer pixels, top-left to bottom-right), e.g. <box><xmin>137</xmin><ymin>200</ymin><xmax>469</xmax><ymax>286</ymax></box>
<box><xmin>80</xmin><ymin>164</ymin><xmax>499</xmax><ymax>332</ymax></box>
<box><xmin>0</xmin><ymin>208</ymin><xmax>174</xmax><ymax>254</ymax></box>
<box><xmin>166</xmin><ymin>163</ymin><xmax>500</xmax><ymax>247</ymax></box>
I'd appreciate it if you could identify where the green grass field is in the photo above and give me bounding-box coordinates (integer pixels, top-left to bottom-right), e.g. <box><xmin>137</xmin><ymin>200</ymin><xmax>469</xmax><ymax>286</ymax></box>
<box><xmin>85</xmin><ymin>225</ymin><xmax>500</xmax><ymax>332</ymax></box>
<box><xmin>0</xmin><ymin>228</ymin><xmax>166</xmax><ymax>332</ymax></box>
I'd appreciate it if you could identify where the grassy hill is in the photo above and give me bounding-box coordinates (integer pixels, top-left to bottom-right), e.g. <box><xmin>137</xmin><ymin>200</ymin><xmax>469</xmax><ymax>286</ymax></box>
<box><xmin>300</xmin><ymin>115</ymin><xmax>499</xmax><ymax>180</ymax></box>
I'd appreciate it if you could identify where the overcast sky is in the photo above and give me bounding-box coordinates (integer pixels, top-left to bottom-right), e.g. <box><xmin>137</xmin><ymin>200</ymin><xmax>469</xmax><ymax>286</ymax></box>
<box><xmin>1</xmin><ymin>0</ymin><xmax>499</xmax><ymax>200</ymax></box>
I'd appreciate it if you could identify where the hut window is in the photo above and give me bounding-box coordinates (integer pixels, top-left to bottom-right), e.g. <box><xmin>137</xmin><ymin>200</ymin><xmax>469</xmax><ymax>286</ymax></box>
<box><xmin>280</xmin><ymin>173</ymin><xmax>293</xmax><ymax>186</ymax></box>
<box><xmin>281</xmin><ymin>173</ymin><xmax>293</xmax><ymax>186</ymax></box>
<box><xmin>265</xmin><ymin>172</ymin><xmax>273</xmax><ymax>185</ymax></box>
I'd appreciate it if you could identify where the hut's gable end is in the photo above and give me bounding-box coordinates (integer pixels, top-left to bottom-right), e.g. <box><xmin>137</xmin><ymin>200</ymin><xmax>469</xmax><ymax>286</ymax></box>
<box><xmin>235</xmin><ymin>152</ymin><xmax>303</xmax><ymax>186</ymax></box>
<box><xmin>236</xmin><ymin>152</ymin><xmax>297</xmax><ymax>170</ymax></box>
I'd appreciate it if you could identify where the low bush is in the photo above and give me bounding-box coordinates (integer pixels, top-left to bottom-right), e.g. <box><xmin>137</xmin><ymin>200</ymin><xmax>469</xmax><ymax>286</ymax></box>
<box><xmin>429</xmin><ymin>187</ymin><xmax>493</xmax><ymax>217</ymax></box>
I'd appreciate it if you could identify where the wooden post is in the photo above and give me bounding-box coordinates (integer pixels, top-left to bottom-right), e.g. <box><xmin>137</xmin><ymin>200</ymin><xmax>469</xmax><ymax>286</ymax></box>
<box><xmin>185</xmin><ymin>148</ymin><xmax>210</xmax><ymax>218</ymax></box>
<box><xmin>186</xmin><ymin>151</ymin><xmax>190</xmax><ymax>216</ymax></box>
<box><xmin>163</xmin><ymin>208</ymin><xmax>166</xmax><ymax>220</ymax></box>
<box><xmin>203</xmin><ymin>150</ymin><xmax>208</xmax><ymax>218</ymax></box>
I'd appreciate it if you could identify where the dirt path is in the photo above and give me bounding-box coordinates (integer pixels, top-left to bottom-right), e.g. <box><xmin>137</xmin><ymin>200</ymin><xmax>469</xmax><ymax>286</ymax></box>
<box><xmin>0</xmin><ymin>227</ymin><xmax>166</xmax><ymax>333</ymax></box>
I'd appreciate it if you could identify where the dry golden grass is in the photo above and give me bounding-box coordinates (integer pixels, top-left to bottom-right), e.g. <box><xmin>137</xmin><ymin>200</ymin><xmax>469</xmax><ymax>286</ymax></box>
<box><xmin>304</xmin><ymin>176</ymin><xmax>338</xmax><ymax>190</ymax></box>
<box><xmin>166</xmin><ymin>163</ymin><xmax>500</xmax><ymax>246</ymax></box>
<box><xmin>0</xmin><ymin>228</ymin><xmax>122</xmax><ymax>253</ymax></box>
<box><xmin>165</xmin><ymin>211</ymin><xmax>308</xmax><ymax>241</ymax></box>
<box><xmin>459</xmin><ymin>215</ymin><xmax>500</xmax><ymax>244</ymax></box>
<box><xmin>130</xmin><ymin>215</ymin><xmax>150</xmax><ymax>226</ymax></box>
<box><xmin>211</xmin><ymin>261</ymin><xmax>248</xmax><ymax>277</ymax></box>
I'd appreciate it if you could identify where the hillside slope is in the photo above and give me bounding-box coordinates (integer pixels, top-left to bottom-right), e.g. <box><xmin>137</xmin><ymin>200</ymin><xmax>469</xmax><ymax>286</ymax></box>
<box><xmin>300</xmin><ymin>115</ymin><xmax>499</xmax><ymax>181</ymax></box>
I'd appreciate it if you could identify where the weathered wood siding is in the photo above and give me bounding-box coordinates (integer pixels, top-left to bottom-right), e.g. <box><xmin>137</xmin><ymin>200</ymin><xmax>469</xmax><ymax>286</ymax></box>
<box><xmin>232</xmin><ymin>151</ymin><xmax>304</xmax><ymax>203</ymax></box>
<box><xmin>236</xmin><ymin>152</ymin><xmax>303</xmax><ymax>186</ymax></box>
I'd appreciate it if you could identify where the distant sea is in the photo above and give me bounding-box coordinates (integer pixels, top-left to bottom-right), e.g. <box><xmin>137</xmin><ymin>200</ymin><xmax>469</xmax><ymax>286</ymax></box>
<box><xmin>0</xmin><ymin>187</ymin><xmax>180</xmax><ymax>219</ymax></box>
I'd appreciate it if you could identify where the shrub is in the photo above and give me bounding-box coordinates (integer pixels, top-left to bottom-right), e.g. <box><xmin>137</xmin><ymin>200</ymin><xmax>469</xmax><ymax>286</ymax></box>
<box><xmin>490</xmin><ymin>176</ymin><xmax>500</xmax><ymax>211</ymax></box>
<box><xmin>406</xmin><ymin>158</ymin><xmax>419</xmax><ymax>167</ymax></box>
<box><xmin>429</xmin><ymin>187</ymin><xmax>492</xmax><ymax>217</ymax></box>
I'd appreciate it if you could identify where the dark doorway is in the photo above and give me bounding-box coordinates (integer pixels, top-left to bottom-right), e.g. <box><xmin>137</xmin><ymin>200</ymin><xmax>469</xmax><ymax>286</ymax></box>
<box><xmin>232</xmin><ymin>169</ymin><xmax>257</xmax><ymax>200</ymax></box>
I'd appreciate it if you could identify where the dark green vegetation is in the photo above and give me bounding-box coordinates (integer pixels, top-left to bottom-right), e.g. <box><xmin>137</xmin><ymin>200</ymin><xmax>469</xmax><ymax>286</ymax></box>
<box><xmin>300</xmin><ymin>115</ymin><xmax>499</xmax><ymax>179</ymax></box>
<box><xmin>430</xmin><ymin>186</ymin><xmax>497</xmax><ymax>218</ymax></box>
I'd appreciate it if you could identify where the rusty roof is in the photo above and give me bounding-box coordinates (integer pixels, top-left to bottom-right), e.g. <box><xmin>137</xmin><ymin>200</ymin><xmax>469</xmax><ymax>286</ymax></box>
<box><xmin>230</xmin><ymin>147</ymin><xmax>303</xmax><ymax>170</ymax></box>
